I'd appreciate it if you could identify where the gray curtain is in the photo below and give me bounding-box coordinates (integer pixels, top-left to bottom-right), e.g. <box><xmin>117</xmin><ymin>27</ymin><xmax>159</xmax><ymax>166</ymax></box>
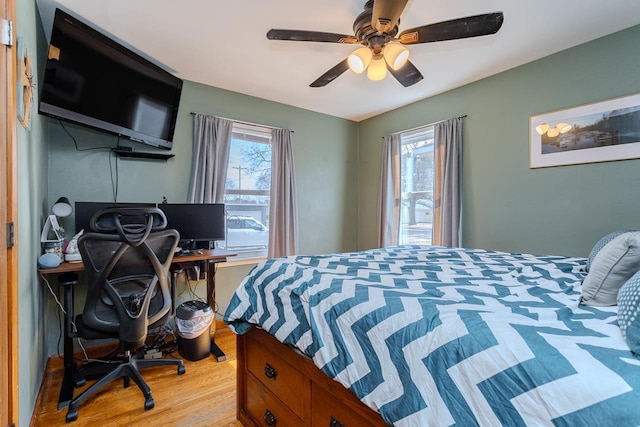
<box><xmin>433</xmin><ymin>117</ymin><xmax>462</xmax><ymax>247</ymax></box>
<box><xmin>268</xmin><ymin>128</ymin><xmax>298</xmax><ymax>258</ymax></box>
<box><xmin>377</xmin><ymin>133</ymin><xmax>402</xmax><ymax>247</ymax></box>
<box><xmin>188</xmin><ymin>114</ymin><xmax>233</xmax><ymax>203</ymax></box>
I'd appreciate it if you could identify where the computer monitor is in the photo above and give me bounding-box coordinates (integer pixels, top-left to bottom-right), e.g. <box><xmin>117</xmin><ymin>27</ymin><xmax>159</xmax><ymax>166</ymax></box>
<box><xmin>74</xmin><ymin>202</ymin><xmax>156</xmax><ymax>234</ymax></box>
<box><xmin>158</xmin><ymin>203</ymin><xmax>226</xmax><ymax>249</ymax></box>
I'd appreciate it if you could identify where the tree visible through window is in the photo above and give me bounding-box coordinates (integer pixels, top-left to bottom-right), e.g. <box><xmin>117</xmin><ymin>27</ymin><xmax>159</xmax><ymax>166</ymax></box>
<box><xmin>399</xmin><ymin>126</ymin><xmax>434</xmax><ymax>245</ymax></box>
<box><xmin>221</xmin><ymin>123</ymin><xmax>271</xmax><ymax>259</ymax></box>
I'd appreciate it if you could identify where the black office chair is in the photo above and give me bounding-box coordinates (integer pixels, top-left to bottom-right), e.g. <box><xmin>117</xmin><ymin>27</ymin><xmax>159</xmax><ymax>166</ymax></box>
<box><xmin>65</xmin><ymin>207</ymin><xmax>185</xmax><ymax>422</ymax></box>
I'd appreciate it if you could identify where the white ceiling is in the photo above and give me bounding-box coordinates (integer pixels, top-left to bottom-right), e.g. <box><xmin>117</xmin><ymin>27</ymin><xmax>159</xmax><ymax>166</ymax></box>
<box><xmin>36</xmin><ymin>0</ymin><xmax>640</xmax><ymax>122</ymax></box>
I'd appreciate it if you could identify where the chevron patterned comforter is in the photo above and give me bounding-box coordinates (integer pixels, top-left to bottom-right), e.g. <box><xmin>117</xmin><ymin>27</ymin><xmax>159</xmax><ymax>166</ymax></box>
<box><xmin>224</xmin><ymin>245</ymin><xmax>640</xmax><ymax>426</ymax></box>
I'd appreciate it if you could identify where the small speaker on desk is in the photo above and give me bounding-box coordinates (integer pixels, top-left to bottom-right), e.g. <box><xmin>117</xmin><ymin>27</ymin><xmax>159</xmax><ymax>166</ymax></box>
<box><xmin>38</xmin><ymin>253</ymin><xmax>61</xmax><ymax>269</ymax></box>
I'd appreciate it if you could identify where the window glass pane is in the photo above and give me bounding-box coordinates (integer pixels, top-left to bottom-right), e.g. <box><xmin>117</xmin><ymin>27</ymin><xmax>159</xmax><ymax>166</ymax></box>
<box><xmin>226</xmin><ymin>218</ymin><xmax>242</xmax><ymax>229</ymax></box>
<box><xmin>399</xmin><ymin>127</ymin><xmax>434</xmax><ymax>246</ymax></box>
<box><xmin>220</xmin><ymin>124</ymin><xmax>271</xmax><ymax>259</ymax></box>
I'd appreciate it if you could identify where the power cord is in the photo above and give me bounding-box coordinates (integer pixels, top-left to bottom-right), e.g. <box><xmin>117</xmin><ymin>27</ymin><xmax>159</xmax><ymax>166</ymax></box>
<box><xmin>144</xmin><ymin>325</ymin><xmax>179</xmax><ymax>357</ymax></box>
<box><xmin>109</xmin><ymin>138</ymin><xmax>120</xmax><ymax>202</ymax></box>
<box><xmin>59</xmin><ymin>120</ymin><xmax>114</xmax><ymax>152</ymax></box>
<box><xmin>59</xmin><ymin>119</ymin><xmax>121</xmax><ymax>202</ymax></box>
<box><xmin>41</xmin><ymin>273</ymin><xmax>66</xmax><ymax>360</ymax></box>
<box><xmin>41</xmin><ymin>273</ymin><xmax>112</xmax><ymax>364</ymax></box>
<box><xmin>177</xmin><ymin>269</ymin><xmax>207</xmax><ymax>304</ymax></box>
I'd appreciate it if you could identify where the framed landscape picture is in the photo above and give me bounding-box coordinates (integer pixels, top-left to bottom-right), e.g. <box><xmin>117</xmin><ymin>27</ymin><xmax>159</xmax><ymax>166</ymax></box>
<box><xmin>530</xmin><ymin>93</ymin><xmax>640</xmax><ymax>168</ymax></box>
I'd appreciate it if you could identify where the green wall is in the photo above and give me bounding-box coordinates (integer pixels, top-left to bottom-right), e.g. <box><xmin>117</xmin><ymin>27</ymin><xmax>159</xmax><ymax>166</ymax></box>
<box><xmin>47</xmin><ymin>80</ymin><xmax>359</xmax><ymax>254</ymax></box>
<box><xmin>16</xmin><ymin>1</ymin><xmax>49</xmax><ymax>425</ymax></box>
<box><xmin>358</xmin><ymin>24</ymin><xmax>640</xmax><ymax>256</ymax></box>
<box><xmin>44</xmin><ymin>80</ymin><xmax>359</xmax><ymax>354</ymax></box>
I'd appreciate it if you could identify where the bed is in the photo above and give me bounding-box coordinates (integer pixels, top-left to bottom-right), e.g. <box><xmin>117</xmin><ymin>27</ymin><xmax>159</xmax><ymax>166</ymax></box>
<box><xmin>224</xmin><ymin>242</ymin><xmax>640</xmax><ymax>426</ymax></box>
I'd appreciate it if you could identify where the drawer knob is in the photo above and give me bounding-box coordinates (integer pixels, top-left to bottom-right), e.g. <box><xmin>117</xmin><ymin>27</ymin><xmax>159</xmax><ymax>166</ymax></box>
<box><xmin>330</xmin><ymin>416</ymin><xmax>345</xmax><ymax>427</ymax></box>
<box><xmin>264</xmin><ymin>409</ymin><xmax>277</xmax><ymax>426</ymax></box>
<box><xmin>264</xmin><ymin>363</ymin><xmax>277</xmax><ymax>379</ymax></box>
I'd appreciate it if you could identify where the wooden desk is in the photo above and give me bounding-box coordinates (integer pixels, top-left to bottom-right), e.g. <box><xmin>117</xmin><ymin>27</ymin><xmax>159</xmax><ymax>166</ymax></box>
<box><xmin>39</xmin><ymin>248</ymin><xmax>235</xmax><ymax>409</ymax></box>
<box><xmin>39</xmin><ymin>248</ymin><xmax>235</xmax><ymax>274</ymax></box>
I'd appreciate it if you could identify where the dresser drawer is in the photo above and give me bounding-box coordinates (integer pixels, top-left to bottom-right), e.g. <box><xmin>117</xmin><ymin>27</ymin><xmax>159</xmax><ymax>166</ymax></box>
<box><xmin>246</xmin><ymin>375</ymin><xmax>303</xmax><ymax>427</ymax></box>
<box><xmin>246</xmin><ymin>338</ymin><xmax>306</xmax><ymax>417</ymax></box>
<box><xmin>311</xmin><ymin>383</ymin><xmax>384</xmax><ymax>427</ymax></box>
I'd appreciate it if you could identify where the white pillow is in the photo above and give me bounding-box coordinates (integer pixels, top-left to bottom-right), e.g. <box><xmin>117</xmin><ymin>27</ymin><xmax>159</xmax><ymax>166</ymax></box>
<box><xmin>581</xmin><ymin>231</ymin><xmax>640</xmax><ymax>306</ymax></box>
<box><xmin>586</xmin><ymin>230</ymin><xmax>636</xmax><ymax>272</ymax></box>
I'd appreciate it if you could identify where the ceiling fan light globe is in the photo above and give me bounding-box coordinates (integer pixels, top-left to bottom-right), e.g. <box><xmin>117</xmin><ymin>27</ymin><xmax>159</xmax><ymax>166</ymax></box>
<box><xmin>348</xmin><ymin>47</ymin><xmax>373</xmax><ymax>74</ymax></box>
<box><xmin>367</xmin><ymin>57</ymin><xmax>387</xmax><ymax>81</ymax></box>
<box><xmin>384</xmin><ymin>44</ymin><xmax>410</xmax><ymax>70</ymax></box>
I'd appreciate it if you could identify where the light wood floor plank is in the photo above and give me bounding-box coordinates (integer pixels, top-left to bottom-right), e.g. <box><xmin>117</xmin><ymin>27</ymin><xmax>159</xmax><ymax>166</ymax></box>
<box><xmin>31</xmin><ymin>322</ymin><xmax>242</xmax><ymax>426</ymax></box>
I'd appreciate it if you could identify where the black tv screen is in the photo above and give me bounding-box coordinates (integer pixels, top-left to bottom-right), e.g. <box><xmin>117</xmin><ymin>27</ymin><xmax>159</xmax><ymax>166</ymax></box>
<box><xmin>39</xmin><ymin>9</ymin><xmax>183</xmax><ymax>149</ymax></box>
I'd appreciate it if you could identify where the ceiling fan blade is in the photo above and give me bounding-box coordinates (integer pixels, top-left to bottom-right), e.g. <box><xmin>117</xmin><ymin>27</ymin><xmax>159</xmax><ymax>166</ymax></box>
<box><xmin>388</xmin><ymin>60</ymin><xmax>423</xmax><ymax>87</ymax></box>
<box><xmin>399</xmin><ymin>12</ymin><xmax>504</xmax><ymax>45</ymax></box>
<box><xmin>310</xmin><ymin>59</ymin><xmax>350</xmax><ymax>87</ymax></box>
<box><xmin>372</xmin><ymin>0</ymin><xmax>409</xmax><ymax>34</ymax></box>
<box><xmin>267</xmin><ymin>29</ymin><xmax>359</xmax><ymax>44</ymax></box>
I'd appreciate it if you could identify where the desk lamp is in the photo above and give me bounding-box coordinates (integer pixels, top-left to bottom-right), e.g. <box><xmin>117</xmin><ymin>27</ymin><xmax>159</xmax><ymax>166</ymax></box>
<box><xmin>51</xmin><ymin>196</ymin><xmax>72</xmax><ymax>219</ymax></box>
<box><xmin>40</xmin><ymin>197</ymin><xmax>73</xmax><ymax>260</ymax></box>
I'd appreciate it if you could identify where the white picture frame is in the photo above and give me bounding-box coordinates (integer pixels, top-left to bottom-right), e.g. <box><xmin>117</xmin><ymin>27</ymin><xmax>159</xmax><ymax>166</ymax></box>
<box><xmin>529</xmin><ymin>93</ymin><xmax>640</xmax><ymax>168</ymax></box>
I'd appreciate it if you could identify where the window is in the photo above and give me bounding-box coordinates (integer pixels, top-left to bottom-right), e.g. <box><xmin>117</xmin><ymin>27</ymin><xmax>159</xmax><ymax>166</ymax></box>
<box><xmin>399</xmin><ymin>126</ymin><xmax>434</xmax><ymax>245</ymax></box>
<box><xmin>221</xmin><ymin>123</ymin><xmax>271</xmax><ymax>259</ymax></box>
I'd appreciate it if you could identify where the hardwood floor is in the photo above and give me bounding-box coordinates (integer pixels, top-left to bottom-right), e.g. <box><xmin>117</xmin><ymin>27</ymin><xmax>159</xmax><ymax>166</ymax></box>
<box><xmin>31</xmin><ymin>322</ymin><xmax>243</xmax><ymax>426</ymax></box>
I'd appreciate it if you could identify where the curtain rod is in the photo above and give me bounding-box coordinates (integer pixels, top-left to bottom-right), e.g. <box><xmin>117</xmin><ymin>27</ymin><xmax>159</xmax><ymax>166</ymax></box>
<box><xmin>190</xmin><ymin>112</ymin><xmax>293</xmax><ymax>133</ymax></box>
<box><xmin>388</xmin><ymin>115</ymin><xmax>467</xmax><ymax>137</ymax></box>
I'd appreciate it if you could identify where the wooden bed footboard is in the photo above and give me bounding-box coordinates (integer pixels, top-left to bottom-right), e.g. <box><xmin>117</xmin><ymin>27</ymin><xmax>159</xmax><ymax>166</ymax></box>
<box><xmin>237</xmin><ymin>327</ymin><xmax>388</xmax><ymax>426</ymax></box>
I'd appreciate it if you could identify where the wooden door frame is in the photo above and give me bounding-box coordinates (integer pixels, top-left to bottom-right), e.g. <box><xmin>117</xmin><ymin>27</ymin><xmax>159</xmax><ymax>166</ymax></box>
<box><xmin>1</xmin><ymin>0</ymin><xmax>19</xmax><ymax>424</ymax></box>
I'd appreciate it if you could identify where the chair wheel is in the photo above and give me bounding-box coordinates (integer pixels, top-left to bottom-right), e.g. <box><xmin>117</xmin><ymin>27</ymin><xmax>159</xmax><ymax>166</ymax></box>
<box><xmin>178</xmin><ymin>365</ymin><xmax>186</xmax><ymax>375</ymax></box>
<box><xmin>144</xmin><ymin>397</ymin><xmax>155</xmax><ymax>411</ymax></box>
<box><xmin>66</xmin><ymin>409</ymin><xmax>78</xmax><ymax>423</ymax></box>
<box><xmin>74</xmin><ymin>377</ymin><xmax>86</xmax><ymax>388</ymax></box>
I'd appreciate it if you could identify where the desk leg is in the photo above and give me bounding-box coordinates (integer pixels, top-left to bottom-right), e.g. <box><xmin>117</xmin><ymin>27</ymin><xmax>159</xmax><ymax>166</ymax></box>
<box><xmin>58</xmin><ymin>273</ymin><xmax>78</xmax><ymax>409</ymax></box>
<box><xmin>171</xmin><ymin>269</ymin><xmax>180</xmax><ymax>317</ymax></box>
<box><xmin>206</xmin><ymin>260</ymin><xmax>227</xmax><ymax>362</ymax></box>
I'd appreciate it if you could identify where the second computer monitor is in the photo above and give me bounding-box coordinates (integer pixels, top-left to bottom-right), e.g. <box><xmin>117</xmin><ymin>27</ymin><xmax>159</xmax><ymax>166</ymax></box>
<box><xmin>159</xmin><ymin>203</ymin><xmax>225</xmax><ymax>248</ymax></box>
<box><xmin>74</xmin><ymin>202</ymin><xmax>156</xmax><ymax>234</ymax></box>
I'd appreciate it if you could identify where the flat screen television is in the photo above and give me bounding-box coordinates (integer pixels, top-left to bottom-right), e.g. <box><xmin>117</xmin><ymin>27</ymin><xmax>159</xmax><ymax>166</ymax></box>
<box><xmin>39</xmin><ymin>8</ymin><xmax>183</xmax><ymax>150</ymax></box>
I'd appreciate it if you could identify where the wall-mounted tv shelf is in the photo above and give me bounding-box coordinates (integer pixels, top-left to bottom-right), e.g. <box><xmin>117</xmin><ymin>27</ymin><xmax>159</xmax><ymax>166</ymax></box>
<box><xmin>113</xmin><ymin>149</ymin><xmax>175</xmax><ymax>161</ymax></box>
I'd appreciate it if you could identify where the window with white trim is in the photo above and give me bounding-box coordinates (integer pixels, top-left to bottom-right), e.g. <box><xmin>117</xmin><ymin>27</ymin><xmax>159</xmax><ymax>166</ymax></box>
<box><xmin>221</xmin><ymin>123</ymin><xmax>271</xmax><ymax>259</ymax></box>
<box><xmin>399</xmin><ymin>126</ymin><xmax>434</xmax><ymax>245</ymax></box>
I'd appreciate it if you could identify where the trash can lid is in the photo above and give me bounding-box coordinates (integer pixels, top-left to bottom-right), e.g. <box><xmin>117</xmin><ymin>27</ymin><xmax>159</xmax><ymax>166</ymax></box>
<box><xmin>176</xmin><ymin>300</ymin><xmax>212</xmax><ymax>320</ymax></box>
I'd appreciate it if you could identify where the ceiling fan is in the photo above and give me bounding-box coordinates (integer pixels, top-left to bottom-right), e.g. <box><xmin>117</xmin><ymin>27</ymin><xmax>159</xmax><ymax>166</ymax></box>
<box><xmin>267</xmin><ymin>0</ymin><xmax>504</xmax><ymax>88</ymax></box>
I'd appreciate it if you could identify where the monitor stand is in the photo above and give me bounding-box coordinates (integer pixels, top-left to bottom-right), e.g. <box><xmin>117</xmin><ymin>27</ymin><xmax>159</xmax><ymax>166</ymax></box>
<box><xmin>181</xmin><ymin>239</ymin><xmax>197</xmax><ymax>251</ymax></box>
<box><xmin>180</xmin><ymin>240</ymin><xmax>212</xmax><ymax>252</ymax></box>
<box><xmin>194</xmin><ymin>240</ymin><xmax>213</xmax><ymax>250</ymax></box>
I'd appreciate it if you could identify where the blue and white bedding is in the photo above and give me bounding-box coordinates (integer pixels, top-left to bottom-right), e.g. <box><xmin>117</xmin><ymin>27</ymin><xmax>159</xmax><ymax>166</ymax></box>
<box><xmin>224</xmin><ymin>245</ymin><xmax>640</xmax><ymax>426</ymax></box>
